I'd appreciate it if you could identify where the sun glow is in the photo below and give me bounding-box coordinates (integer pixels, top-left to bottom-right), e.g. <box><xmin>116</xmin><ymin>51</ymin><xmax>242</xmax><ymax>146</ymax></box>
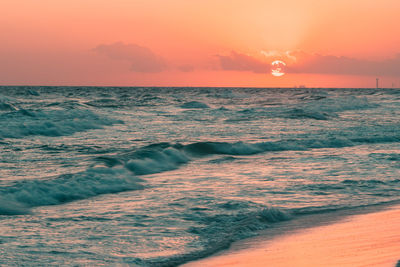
<box><xmin>271</xmin><ymin>60</ymin><xmax>286</xmax><ymax>77</ymax></box>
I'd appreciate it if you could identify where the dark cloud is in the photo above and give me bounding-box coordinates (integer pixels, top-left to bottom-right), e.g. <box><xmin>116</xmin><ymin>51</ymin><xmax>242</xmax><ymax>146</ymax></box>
<box><xmin>93</xmin><ymin>42</ymin><xmax>166</xmax><ymax>73</ymax></box>
<box><xmin>288</xmin><ymin>51</ymin><xmax>400</xmax><ymax>76</ymax></box>
<box><xmin>217</xmin><ymin>51</ymin><xmax>270</xmax><ymax>73</ymax></box>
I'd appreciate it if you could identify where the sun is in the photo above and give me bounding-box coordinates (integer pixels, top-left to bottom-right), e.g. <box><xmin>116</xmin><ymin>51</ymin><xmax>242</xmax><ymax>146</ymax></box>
<box><xmin>271</xmin><ymin>60</ymin><xmax>286</xmax><ymax>77</ymax></box>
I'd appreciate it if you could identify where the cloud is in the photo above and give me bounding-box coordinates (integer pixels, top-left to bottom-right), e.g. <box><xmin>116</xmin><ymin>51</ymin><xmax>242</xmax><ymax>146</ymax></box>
<box><xmin>217</xmin><ymin>50</ymin><xmax>400</xmax><ymax>77</ymax></box>
<box><xmin>261</xmin><ymin>50</ymin><xmax>297</xmax><ymax>63</ymax></box>
<box><xmin>177</xmin><ymin>64</ymin><xmax>195</xmax><ymax>72</ymax></box>
<box><xmin>288</xmin><ymin>52</ymin><xmax>400</xmax><ymax>76</ymax></box>
<box><xmin>93</xmin><ymin>42</ymin><xmax>166</xmax><ymax>73</ymax></box>
<box><xmin>217</xmin><ymin>51</ymin><xmax>270</xmax><ymax>73</ymax></box>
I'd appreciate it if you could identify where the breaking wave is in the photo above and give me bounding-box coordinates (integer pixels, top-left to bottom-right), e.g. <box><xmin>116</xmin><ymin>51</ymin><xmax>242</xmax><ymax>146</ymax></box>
<box><xmin>0</xmin><ymin>168</ymin><xmax>144</xmax><ymax>215</ymax></box>
<box><xmin>90</xmin><ymin>124</ymin><xmax>400</xmax><ymax>179</ymax></box>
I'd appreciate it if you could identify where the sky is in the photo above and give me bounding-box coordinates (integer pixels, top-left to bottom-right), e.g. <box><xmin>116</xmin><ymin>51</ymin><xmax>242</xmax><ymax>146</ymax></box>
<box><xmin>1</xmin><ymin>0</ymin><xmax>400</xmax><ymax>87</ymax></box>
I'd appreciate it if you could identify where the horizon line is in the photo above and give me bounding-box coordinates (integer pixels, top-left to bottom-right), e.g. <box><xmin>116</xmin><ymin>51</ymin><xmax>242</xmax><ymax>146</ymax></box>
<box><xmin>0</xmin><ymin>84</ymin><xmax>399</xmax><ymax>89</ymax></box>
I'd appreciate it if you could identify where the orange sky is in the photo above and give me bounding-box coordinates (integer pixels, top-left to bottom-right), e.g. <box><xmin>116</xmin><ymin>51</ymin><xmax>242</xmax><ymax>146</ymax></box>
<box><xmin>1</xmin><ymin>0</ymin><xmax>400</xmax><ymax>87</ymax></box>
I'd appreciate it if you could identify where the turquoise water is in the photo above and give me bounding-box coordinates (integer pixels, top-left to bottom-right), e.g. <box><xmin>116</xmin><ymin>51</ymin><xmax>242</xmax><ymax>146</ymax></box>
<box><xmin>0</xmin><ymin>87</ymin><xmax>399</xmax><ymax>266</ymax></box>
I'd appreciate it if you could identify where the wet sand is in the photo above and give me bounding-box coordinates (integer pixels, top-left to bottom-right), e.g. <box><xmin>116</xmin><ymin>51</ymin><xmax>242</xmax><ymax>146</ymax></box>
<box><xmin>183</xmin><ymin>205</ymin><xmax>400</xmax><ymax>267</ymax></box>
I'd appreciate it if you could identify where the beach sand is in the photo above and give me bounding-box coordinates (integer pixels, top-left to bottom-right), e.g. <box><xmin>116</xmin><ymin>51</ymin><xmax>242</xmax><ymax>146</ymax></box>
<box><xmin>183</xmin><ymin>205</ymin><xmax>400</xmax><ymax>267</ymax></box>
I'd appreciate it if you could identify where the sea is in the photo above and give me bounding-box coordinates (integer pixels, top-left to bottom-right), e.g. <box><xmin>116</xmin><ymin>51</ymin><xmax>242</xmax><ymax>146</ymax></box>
<box><xmin>0</xmin><ymin>86</ymin><xmax>399</xmax><ymax>266</ymax></box>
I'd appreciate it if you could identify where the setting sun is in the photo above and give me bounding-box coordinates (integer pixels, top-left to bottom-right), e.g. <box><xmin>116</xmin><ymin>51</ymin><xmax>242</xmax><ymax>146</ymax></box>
<box><xmin>271</xmin><ymin>60</ymin><xmax>286</xmax><ymax>77</ymax></box>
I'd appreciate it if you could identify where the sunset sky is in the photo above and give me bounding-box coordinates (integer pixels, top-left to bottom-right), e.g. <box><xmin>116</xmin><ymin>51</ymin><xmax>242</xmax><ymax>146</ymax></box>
<box><xmin>1</xmin><ymin>0</ymin><xmax>400</xmax><ymax>87</ymax></box>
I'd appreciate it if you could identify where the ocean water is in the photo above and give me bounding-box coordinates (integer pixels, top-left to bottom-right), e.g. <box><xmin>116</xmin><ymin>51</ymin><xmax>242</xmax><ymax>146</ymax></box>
<box><xmin>0</xmin><ymin>86</ymin><xmax>399</xmax><ymax>266</ymax></box>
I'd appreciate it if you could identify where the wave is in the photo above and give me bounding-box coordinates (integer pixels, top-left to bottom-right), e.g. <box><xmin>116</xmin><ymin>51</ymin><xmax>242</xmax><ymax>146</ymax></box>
<box><xmin>369</xmin><ymin>153</ymin><xmax>400</xmax><ymax>161</ymax></box>
<box><xmin>182</xmin><ymin>141</ymin><xmax>264</xmax><ymax>155</ymax></box>
<box><xmin>0</xmin><ymin>108</ymin><xmax>123</xmax><ymax>138</ymax></box>
<box><xmin>0</xmin><ymin>196</ymin><xmax>30</xmax><ymax>215</ymax></box>
<box><xmin>301</xmin><ymin>96</ymin><xmax>377</xmax><ymax>113</ymax></box>
<box><xmin>285</xmin><ymin>108</ymin><xmax>332</xmax><ymax>120</ymax></box>
<box><xmin>45</xmin><ymin>100</ymin><xmax>85</xmax><ymax>109</ymax></box>
<box><xmin>0</xmin><ymin>139</ymin><xmax>298</xmax><ymax>214</ymax></box>
<box><xmin>144</xmin><ymin>199</ymin><xmax>400</xmax><ymax>267</ymax></box>
<box><xmin>284</xmin><ymin>96</ymin><xmax>376</xmax><ymax>120</ymax></box>
<box><xmin>0</xmin><ymin>94</ymin><xmax>18</xmax><ymax>111</ymax></box>
<box><xmin>228</xmin><ymin>96</ymin><xmax>378</xmax><ymax>122</ymax></box>
<box><xmin>180</xmin><ymin>101</ymin><xmax>210</xmax><ymax>109</ymax></box>
<box><xmin>125</xmin><ymin>146</ymin><xmax>190</xmax><ymax>175</ymax></box>
<box><xmin>0</xmin><ymin>167</ymin><xmax>144</xmax><ymax>215</ymax></box>
<box><xmin>85</xmin><ymin>98</ymin><xmax>121</xmax><ymax>108</ymax></box>
<box><xmin>100</xmin><ymin>142</ymin><xmax>266</xmax><ymax>177</ymax></box>
<box><xmin>3</xmin><ymin>135</ymin><xmax>358</xmax><ymax>215</ymax></box>
<box><xmin>104</xmin><ymin>125</ymin><xmax>400</xmax><ymax>177</ymax></box>
<box><xmin>143</xmin><ymin>206</ymin><xmax>292</xmax><ymax>266</ymax></box>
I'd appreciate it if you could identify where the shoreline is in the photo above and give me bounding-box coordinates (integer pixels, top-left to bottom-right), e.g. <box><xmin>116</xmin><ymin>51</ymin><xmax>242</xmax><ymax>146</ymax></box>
<box><xmin>182</xmin><ymin>203</ymin><xmax>400</xmax><ymax>267</ymax></box>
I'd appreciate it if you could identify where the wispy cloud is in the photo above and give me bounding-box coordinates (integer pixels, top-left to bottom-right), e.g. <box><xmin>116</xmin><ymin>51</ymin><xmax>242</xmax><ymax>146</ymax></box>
<box><xmin>93</xmin><ymin>42</ymin><xmax>166</xmax><ymax>73</ymax></box>
<box><xmin>261</xmin><ymin>50</ymin><xmax>297</xmax><ymax>63</ymax></box>
<box><xmin>217</xmin><ymin>51</ymin><xmax>270</xmax><ymax>73</ymax></box>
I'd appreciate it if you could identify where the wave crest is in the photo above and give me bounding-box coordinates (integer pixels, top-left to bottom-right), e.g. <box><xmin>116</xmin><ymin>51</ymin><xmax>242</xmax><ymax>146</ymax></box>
<box><xmin>0</xmin><ymin>168</ymin><xmax>144</xmax><ymax>215</ymax></box>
